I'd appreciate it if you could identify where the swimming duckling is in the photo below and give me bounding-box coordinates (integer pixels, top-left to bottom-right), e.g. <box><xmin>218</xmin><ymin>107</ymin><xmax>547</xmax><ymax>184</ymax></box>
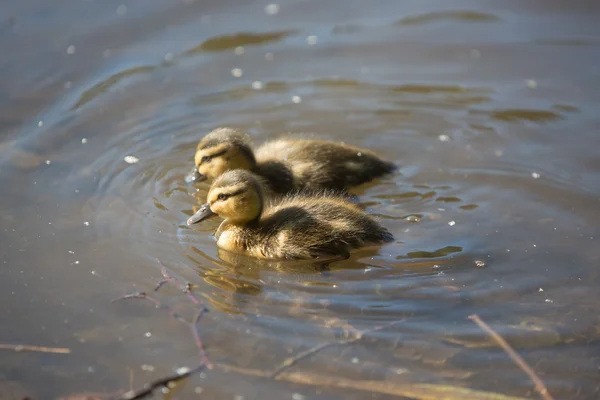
<box><xmin>186</xmin><ymin>127</ymin><xmax>396</xmax><ymax>194</ymax></box>
<box><xmin>186</xmin><ymin>170</ymin><xmax>393</xmax><ymax>261</ymax></box>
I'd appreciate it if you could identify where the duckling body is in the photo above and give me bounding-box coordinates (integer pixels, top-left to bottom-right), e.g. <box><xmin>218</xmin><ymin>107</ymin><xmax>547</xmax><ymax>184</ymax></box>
<box><xmin>187</xmin><ymin>127</ymin><xmax>396</xmax><ymax>194</ymax></box>
<box><xmin>187</xmin><ymin>170</ymin><xmax>393</xmax><ymax>261</ymax></box>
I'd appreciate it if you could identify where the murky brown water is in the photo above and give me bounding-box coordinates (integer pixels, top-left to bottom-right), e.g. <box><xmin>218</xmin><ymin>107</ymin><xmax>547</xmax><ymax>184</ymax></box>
<box><xmin>2</xmin><ymin>0</ymin><xmax>600</xmax><ymax>399</ymax></box>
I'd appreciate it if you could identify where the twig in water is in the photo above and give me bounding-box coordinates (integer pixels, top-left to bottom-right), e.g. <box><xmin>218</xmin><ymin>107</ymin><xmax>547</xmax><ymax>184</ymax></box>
<box><xmin>117</xmin><ymin>364</ymin><xmax>204</xmax><ymax>400</ymax></box>
<box><xmin>270</xmin><ymin>318</ymin><xmax>405</xmax><ymax>378</ymax></box>
<box><xmin>111</xmin><ymin>292</ymin><xmax>188</xmax><ymax>325</ymax></box>
<box><xmin>468</xmin><ymin>314</ymin><xmax>554</xmax><ymax>400</ymax></box>
<box><xmin>191</xmin><ymin>309</ymin><xmax>213</xmax><ymax>369</ymax></box>
<box><xmin>0</xmin><ymin>344</ymin><xmax>71</xmax><ymax>354</ymax></box>
<box><xmin>155</xmin><ymin>258</ymin><xmax>201</xmax><ymax>305</ymax></box>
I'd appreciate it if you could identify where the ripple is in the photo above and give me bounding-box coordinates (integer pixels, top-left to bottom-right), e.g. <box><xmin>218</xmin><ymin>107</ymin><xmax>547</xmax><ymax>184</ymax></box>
<box><xmin>71</xmin><ymin>65</ymin><xmax>156</xmax><ymax>110</ymax></box>
<box><xmin>471</xmin><ymin>108</ymin><xmax>564</xmax><ymax>123</ymax></box>
<box><xmin>185</xmin><ymin>30</ymin><xmax>293</xmax><ymax>54</ymax></box>
<box><xmin>397</xmin><ymin>11</ymin><xmax>501</xmax><ymax>25</ymax></box>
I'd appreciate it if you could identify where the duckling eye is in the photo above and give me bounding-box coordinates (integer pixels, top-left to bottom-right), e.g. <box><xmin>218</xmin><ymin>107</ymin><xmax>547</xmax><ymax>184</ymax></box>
<box><xmin>217</xmin><ymin>193</ymin><xmax>228</xmax><ymax>201</ymax></box>
<box><xmin>201</xmin><ymin>155</ymin><xmax>212</xmax><ymax>164</ymax></box>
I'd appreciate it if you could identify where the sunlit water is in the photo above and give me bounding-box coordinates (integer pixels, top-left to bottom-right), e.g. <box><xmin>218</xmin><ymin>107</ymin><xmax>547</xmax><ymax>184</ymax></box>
<box><xmin>1</xmin><ymin>1</ymin><xmax>600</xmax><ymax>398</ymax></box>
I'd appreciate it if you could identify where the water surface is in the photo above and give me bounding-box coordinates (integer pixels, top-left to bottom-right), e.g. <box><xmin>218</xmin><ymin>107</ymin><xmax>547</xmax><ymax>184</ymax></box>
<box><xmin>1</xmin><ymin>0</ymin><xmax>600</xmax><ymax>398</ymax></box>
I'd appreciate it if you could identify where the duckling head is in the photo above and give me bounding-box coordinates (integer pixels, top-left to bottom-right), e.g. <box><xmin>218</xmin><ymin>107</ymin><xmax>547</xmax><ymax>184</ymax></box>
<box><xmin>187</xmin><ymin>169</ymin><xmax>264</xmax><ymax>225</ymax></box>
<box><xmin>186</xmin><ymin>127</ymin><xmax>256</xmax><ymax>183</ymax></box>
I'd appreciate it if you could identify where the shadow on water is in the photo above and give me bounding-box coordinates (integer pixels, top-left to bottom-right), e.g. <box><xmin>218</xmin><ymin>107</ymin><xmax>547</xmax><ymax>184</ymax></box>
<box><xmin>2</xmin><ymin>0</ymin><xmax>600</xmax><ymax>399</ymax></box>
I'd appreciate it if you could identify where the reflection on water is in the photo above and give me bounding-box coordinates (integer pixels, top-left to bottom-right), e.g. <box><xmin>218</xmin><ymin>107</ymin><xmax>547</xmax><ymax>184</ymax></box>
<box><xmin>2</xmin><ymin>0</ymin><xmax>600</xmax><ymax>398</ymax></box>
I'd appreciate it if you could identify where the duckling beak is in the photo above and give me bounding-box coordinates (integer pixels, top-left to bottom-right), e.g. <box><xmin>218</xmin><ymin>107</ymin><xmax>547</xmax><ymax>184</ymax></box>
<box><xmin>184</xmin><ymin>166</ymin><xmax>206</xmax><ymax>183</ymax></box>
<box><xmin>187</xmin><ymin>203</ymin><xmax>216</xmax><ymax>225</ymax></box>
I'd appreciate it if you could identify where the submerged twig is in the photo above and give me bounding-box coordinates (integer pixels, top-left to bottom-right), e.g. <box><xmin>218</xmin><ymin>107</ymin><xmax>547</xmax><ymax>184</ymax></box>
<box><xmin>117</xmin><ymin>364</ymin><xmax>205</xmax><ymax>400</ymax></box>
<box><xmin>214</xmin><ymin>362</ymin><xmax>526</xmax><ymax>400</ymax></box>
<box><xmin>0</xmin><ymin>344</ymin><xmax>71</xmax><ymax>354</ymax></box>
<box><xmin>270</xmin><ymin>318</ymin><xmax>405</xmax><ymax>378</ymax></box>
<box><xmin>468</xmin><ymin>314</ymin><xmax>554</xmax><ymax>400</ymax></box>
<box><xmin>111</xmin><ymin>292</ymin><xmax>188</xmax><ymax>324</ymax></box>
<box><xmin>155</xmin><ymin>258</ymin><xmax>201</xmax><ymax>305</ymax></box>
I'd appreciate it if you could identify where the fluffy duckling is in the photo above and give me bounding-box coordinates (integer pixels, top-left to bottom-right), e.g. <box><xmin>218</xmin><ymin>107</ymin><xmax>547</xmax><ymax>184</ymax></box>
<box><xmin>187</xmin><ymin>170</ymin><xmax>393</xmax><ymax>261</ymax></box>
<box><xmin>186</xmin><ymin>127</ymin><xmax>396</xmax><ymax>194</ymax></box>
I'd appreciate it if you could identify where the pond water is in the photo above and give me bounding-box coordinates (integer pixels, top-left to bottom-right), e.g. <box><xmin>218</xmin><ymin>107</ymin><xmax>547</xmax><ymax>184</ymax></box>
<box><xmin>1</xmin><ymin>0</ymin><xmax>600</xmax><ymax>399</ymax></box>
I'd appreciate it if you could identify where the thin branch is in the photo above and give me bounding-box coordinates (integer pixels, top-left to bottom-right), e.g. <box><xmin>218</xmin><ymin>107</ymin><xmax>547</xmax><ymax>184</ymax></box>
<box><xmin>155</xmin><ymin>258</ymin><xmax>201</xmax><ymax>305</ymax></box>
<box><xmin>117</xmin><ymin>364</ymin><xmax>205</xmax><ymax>400</ymax></box>
<box><xmin>468</xmin><ymin>314</ymin><xmax>554</xmax><ymax>400</ymax></box>
<box><xmin>191</xmin><ymin>309</ymin><xmax>212</xmax><ymax>369</ymax></box>
<box><xmin>0</xmin><ymin>344</ymin><xmax>71</xmax><ymax>354</ymax></box>
<box><xmin>111</xmin><ymin>292</ymin><xmax>188</xmax><ymax>325</ymax></box>
<box><xmin>270</xmin><ymin>319</ymin><xmax>405</xmax><ymax>378</ymax></box>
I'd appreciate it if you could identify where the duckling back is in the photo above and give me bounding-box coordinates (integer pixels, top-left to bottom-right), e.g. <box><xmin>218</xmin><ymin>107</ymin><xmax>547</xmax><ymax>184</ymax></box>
<box><xmin>255</xmin><ymin>139</ymin><xmax>396</xmax><ymax>192</ymax></box>
<box><xmin>229</xmin><ymin>193</ymin><xmax>393</xmax><ymax>260</ymax></box>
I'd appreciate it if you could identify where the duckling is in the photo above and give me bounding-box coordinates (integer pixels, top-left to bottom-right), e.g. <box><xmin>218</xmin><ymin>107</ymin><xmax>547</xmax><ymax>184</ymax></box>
<box><xmin>186</xmin><ymin>170</ymin><xmax>393</xmax><ymax>261</ymax></box>
<box><xmin>185</xmin><ymin>127</ymin><xmax>396</xmax><ymax>194</ymax></box>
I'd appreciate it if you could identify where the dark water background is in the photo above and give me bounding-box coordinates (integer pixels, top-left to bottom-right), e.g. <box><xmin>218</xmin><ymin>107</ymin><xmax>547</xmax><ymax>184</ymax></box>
<box><xmin>1</xmin><ymin>0</ymin><xmax>600</xmax><ymax>398</ymax></box>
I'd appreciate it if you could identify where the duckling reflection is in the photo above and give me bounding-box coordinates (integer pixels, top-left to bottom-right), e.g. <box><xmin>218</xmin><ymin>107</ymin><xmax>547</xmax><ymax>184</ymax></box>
<box><xmin>187</xmin><ymin>170</ymin><xmax>394</xmax><ymax>263</ymax></box>
<box><xmin>186</xmin><ymin>127</ymin><xmax>396</xmax><ymax>194</ymax></box>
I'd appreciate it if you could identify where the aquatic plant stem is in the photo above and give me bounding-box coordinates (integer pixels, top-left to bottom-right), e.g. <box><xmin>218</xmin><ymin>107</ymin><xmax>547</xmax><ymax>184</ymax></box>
<box><xmin>0</xmin><ymin>344</ymin><xmax>71</xmax><ymax>354</ymax></box>
<box><xmin>270</xmin><ymin>318</ymin><xmax>406</xmax><ymax>378</ymax></box>
<box><xmin>468</xmin><ymin>314</ymin><xmax>554</xmax><ymax>400</ymax></box>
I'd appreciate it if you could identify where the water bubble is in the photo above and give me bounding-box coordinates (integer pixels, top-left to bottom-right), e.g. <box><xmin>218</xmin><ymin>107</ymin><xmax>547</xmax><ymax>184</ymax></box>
<box><xmin>45</xmin><ymin>160</ymin><xmax>51</xmax><ymax>165</ymax></box>
<box><xmin>38</xmin><ymin>120</ymin><xmax>43</xmax><ymax>127</ymax></box>
<box><xmin>438</xmin><ymin>134</ymin><xmax>450</xmax><ymax>142</ymax></box>
<box><xmin>525</xmin><ymin>79</ymin><xmax>537</xmax><ymax>88</ymax></box>
<box><xmin>357</xmin><ymin>152</ymin><xmax>362</xmax><ymax>157</ymax></box>
<box><xmin>474</xmin><ymin>260</ymin><xmax>485</xmax><ymax>268</ymax></box>
<box><xmin>116</xmin><ymin>5</ymin><xmax>127</xmax><ymax>16</ymax></box>
<box><xmin>251</xmin><ymin>81</ymin><xmax>264</xmax><ymax>90</ymax></box>
<box><xmin>265</xmin><ymin>52</ymin><xmax>274</xmax><ymax>61</ymax></box>
<box><xmin>164</xmin><ymin>53</ymin><xmax>174</xmax><ymax>62</ymax></box>
<box><xmin>231</xmin><ymin>68</ymin><xmax>243</xmax><ymax>78</ymax></box>
<box><xmin>81</xmin><ymin>138</ymin><xmax>88</xmax><ymax>144</ymax></box>
<box><xmin>144</xmin><ymin>332</ymin><xmax>152</xmax><ymax>338</ymax></box>
<box><xmin>291</xmin><ymin>95</ymin><xmax>301</xmax><ymax>103</ymax></box>
<box><xmin>265</xmin><ymin>4</ymin><xmax>280</xmax><ymax>15</ymax></box>
<box><xmin>234</xmin><ymin>46</ymin><xmax>245</xmax><ymax>55</ymax></box>
<box><xmin>351</xmin><ymin>357</ymin><xmax>359</xmax><ymax>364</ymax></box>
<box><xmin>292</xmin><ymin>394</ymin><xmax>305</xmax><ymax>400</ymax></box>
<box><xmin>306</xmin><ymin>35</ymin><xmax>318</xmax><ymax>45</ymax></box>
<box><xmin>124</xmin><ymin>155</ymin><xmax>140</xmax><ymax>164</ymax></box>
<box><xmin>448</xmin><ymin>220</ymin><xmax>456</xmax><ymax>226</ymax></box>
<box><xmin>539</xmin><ymin>288</ymin><xmax>544</xmax><ymax>292</ymax></box>
<box><xmin>141</xmin><ymin>364</ymin><xmax>155</xmax><ymax>372</ymax></box>
<box><xmin>66</xmin><ymin>45</ymin><xmax>76</xmax><ymax>55</ymax></box>
<box><xmin>195</xmin><ymin>387</ymin><xmax>204</xmax><ymax>394</ymax></box>
<box><xmin>531</xmin><ymin>172</ymin><xmax>540</xmax><ymax>179</ymax></box>
<box><xmin>406</xmin><ymin>215</ymin><xmax>421</xmax><ymax>223</ymax></box>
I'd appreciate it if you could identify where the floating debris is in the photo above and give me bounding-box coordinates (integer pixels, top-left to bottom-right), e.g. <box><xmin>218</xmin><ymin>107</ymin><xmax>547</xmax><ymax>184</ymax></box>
<box><xmin>438</xmin><ymin>134</ymin><xmax>450</xmax><ymax>142</ymax></box>
<box><xmin>531</xmin><ymin>172</ymin><xmax>540</xmax><ymax>179</ymax></box>
<box><xmin>234</xmin><ymin>46</ymin><xmax>245</xmax><ymax>55</ymax></box>
<box><xmin>81</xmin><ymin>138</ymin><xmax>87</xmax><ymax>144</ymax></box>
<box><xmin>291</xmin><ymin>95</ymin><xmax>302</xmax><ymax>103</ymax></box>
<box><xmin>306</xmin><ymin>35</ymin><xmax>318</xmax><ymax>45</ymax></box>
<box><xmin>448</xmin><ymin>220</ymin><xmax>456</xmax><ymax>226</ymax></box>
<box><xmin>84</xmin><ymin>221</ymin><xmax>90</xmax><ymax>226</ymax></box>
<box><xmin>231</xmin><ymin>68</ymin><xmax>243</xmax><ymax>77</ymax></box>
<box><xmin>525</xmin><ymin>79</ymin><xmax>537</xmax><ymax>88</ymax></box>
<box><xmin>67</xmin><ymin>45</ymin><xmax>76</xmax><ymax>55</ymax></box>
<box><xmin>265</xmin><ymin>4</ymin><xmax>280</xmax><ymax>15</ymax></box>
<box><xmin>124</xmin><ymin>155</ymin><xmax>140</xmax><ymax>164</ymax></box>
<box><xmin>474</xmin><ymin>260</ymin><xmax>486</xmax><ymax>268</ymax></box>
<box><xmin>251</xmin><ymin>81</ymin><xmax>264</xmax><ymax>90</ymax></box>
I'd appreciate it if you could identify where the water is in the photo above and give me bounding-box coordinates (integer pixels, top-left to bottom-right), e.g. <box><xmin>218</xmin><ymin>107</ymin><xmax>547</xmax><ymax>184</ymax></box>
<box><xmin>1</xmin><ymin>0</ymin><xmax>600</xmax><ymax>398</ymax></box>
